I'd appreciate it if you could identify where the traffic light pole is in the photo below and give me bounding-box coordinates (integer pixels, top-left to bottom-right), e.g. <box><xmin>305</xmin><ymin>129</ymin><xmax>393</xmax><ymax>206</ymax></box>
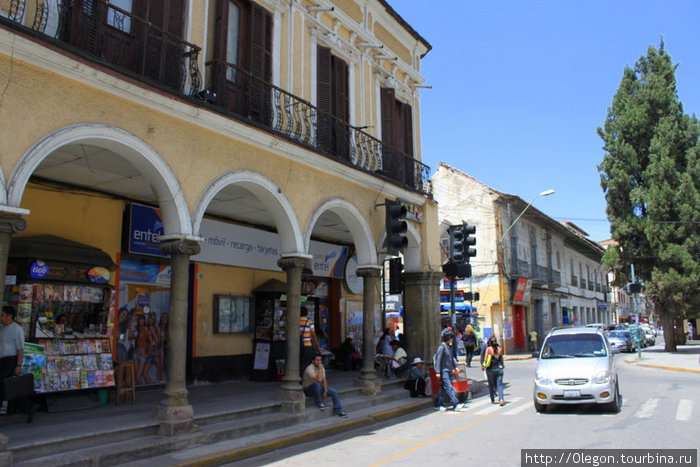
<box><xmin>450</xmin><ymin>276</ymin><xmax>456</xmax><ymax>330</ymax></box>
<box><xmin>630</xmin><ymin>264</ymin><xmax>641</xmax><ymax>360</ymax></box>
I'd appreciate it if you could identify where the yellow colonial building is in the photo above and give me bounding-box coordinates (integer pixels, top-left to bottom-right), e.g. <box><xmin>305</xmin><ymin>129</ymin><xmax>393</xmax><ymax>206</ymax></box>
<box><xmin>0</xmin><ymin>0</ymin><xmax>441</xmax><ymax>434</ymax></box>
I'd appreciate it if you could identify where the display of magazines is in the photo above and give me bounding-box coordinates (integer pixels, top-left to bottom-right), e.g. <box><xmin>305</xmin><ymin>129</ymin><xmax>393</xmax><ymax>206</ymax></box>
<box><xmin>35</xmin><ymin>338</ymin><xmax>115</xmax><ymax>393</ymax></box>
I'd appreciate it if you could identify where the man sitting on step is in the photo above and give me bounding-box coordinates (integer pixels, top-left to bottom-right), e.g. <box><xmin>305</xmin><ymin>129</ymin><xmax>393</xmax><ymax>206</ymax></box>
<box><xmin>302</xmin><ymin>353</ymin><xmax>348</xmax><ymax>418</ymax></box>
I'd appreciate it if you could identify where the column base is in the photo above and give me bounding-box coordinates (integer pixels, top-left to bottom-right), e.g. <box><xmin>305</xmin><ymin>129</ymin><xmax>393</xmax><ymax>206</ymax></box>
<box><xmin>276</xmin><ymin>386</ymin><xmax>306</xmax><ymax>413</ymax></box>
<box><xmin>354</xmin><ymin>372</ymin><xmax>382</xmax><ymax>395</ymax></box>
<box><xmin>155</xmin><ymin>404</ymin><xmax>196</xmax><ymax>436</ymax></box>
<box><xmin>0</xmin><ymin>451</ymin><xmax>12</xmax><ymax>466</ymax></box>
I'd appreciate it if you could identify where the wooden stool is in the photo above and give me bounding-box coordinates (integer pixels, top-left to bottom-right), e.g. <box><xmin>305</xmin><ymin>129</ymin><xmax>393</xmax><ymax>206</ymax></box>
<box><xmin>114</xmin><ymin>361</ymin><xmax>136</xmax><ymax>405</ymax></box>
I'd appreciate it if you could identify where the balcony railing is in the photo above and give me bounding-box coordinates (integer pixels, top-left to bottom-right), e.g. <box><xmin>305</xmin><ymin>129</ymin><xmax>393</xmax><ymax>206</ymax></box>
<box><xmin>204</xmin><ymin>60</ymin><xmax>430</xmax><ymax>194</ymax></box>
<box><xmin>4</xmin><ymin>0</ymin><xmax>203</xmax><ymax>95</ymax></box>
<box><xmin>0</xmin><ymin>3</ymin><xmax>430</xmax><ymax>195</ymax></box>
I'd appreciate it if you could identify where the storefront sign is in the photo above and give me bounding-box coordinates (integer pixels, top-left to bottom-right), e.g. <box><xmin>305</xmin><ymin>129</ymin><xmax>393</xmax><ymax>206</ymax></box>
<box><xmin>128</xmin><ymin>203</ymin><xmax>167</xmax><ymax>257</ymax></box>
<box><xmin>194</xmin><ymin>218</ymin><xmax>347</xmax><ymax>277</ymax></box>
<box><xmin>343</xmin><ymin>256</ymin><xmax>363</xmax><ymax>294</ymax></box>
<box><xmin>87</xmin><ymin>267</ymin><xmax>111</xmax><ymax>284</ymax></box>
<box><xmin>512</xmin><ymin>277</ymin><xmax>531</xmax><ymax>302</ymax></box>
<box><xmin>29</xmin><ymin>260</ymin><xmax>49</xmax><ymax>279</ymax></box>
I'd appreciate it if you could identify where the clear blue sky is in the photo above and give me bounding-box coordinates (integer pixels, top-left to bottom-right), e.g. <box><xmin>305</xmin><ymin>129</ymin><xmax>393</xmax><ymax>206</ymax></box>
<box><xmin>386</xmin><ymin>0</ymin><xmax>700</xmax><ymax>242</ymax></box>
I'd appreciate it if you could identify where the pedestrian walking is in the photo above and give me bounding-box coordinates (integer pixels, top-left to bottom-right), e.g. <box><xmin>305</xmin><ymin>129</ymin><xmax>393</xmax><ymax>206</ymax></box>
<box><xmin>483</xmin><ymin>335</ymin><xmax>505</xmax><ymax>406</ymax></box>
<box><xmin>434</xmin><ymin>331</ymin><xmax>461</xmax><ymax>411</ymax></box>
<box><xmin>462</xmin><ymin>325</ymin><xmax>477</xmax><ymax>367</ymax></box>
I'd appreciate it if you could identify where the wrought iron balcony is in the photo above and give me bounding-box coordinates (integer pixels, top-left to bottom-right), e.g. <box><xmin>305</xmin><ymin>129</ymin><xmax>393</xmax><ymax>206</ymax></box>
<box><xmin>204</xmin><ymin>60</ymin><xmax>430</xmax><ymax>194</ymax></box>
<box><xmin>0</xmin><ymin>3</ymin><xmax>430</xmax><ymax>195</ymax></box>
<box><xmin>3</xmin><ymin>0</ymin><xmax>203</xmax><ymax>95</ymax></box>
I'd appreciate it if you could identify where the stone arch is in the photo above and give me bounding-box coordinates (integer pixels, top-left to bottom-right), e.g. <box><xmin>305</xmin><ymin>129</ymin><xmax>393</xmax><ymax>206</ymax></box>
<box><xmin>192</xmin><ymin>170</ymin><xmax>305</xmax><ymax>256</ymax></box>
<box><xmin>305</xmin><ymin>198</ymin><xmax>377</xmax><ymax>267</ymax></box>
<box><xmin>7</xmin><ymin>123</ymin><xmax>191</xmax><ymax>236</ymax></box>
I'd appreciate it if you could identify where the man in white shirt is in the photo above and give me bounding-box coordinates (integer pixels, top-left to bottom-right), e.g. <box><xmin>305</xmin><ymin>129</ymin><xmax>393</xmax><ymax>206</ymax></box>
<box><xmin>302</xmin><ymin>353</ymin><xmax>348</xmax><ymax>417</ymax></box>
<box><xmin>0</xmin><ymin>306</ymin><xmax>36</xmax><ymax>422</ymax></box>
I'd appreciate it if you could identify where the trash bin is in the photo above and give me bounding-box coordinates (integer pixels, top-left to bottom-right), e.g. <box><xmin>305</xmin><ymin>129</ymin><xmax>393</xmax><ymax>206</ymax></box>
<box><xmin>97</xmin><ymin>388</ymin><xmax>109</xmax><ymax>405</ymax></box>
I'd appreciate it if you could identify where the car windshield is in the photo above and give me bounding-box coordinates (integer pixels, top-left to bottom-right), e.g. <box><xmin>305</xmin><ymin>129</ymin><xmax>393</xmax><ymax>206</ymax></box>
<box><xmin>541</xmin><ymin>334</ymin><xmax>607</xmax><ymax>359</ymax></box>
<box><xmin>609</xmin><ymin>331</ymin><xmax>629</xmax><ymax>338</ymax></box>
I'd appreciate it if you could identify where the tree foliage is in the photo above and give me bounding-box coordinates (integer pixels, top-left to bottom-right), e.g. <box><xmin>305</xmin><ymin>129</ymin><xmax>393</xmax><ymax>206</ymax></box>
<box><xmin>597</xmin><ymin>42</ymin><xmax>700</xmax><ymax>351</ymax></box>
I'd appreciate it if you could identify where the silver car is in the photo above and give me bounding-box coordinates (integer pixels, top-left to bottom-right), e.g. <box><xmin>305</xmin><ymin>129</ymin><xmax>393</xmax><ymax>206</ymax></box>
<box><xmin>533</xmin><ymin>327</ymin><xmax>620</xmax><ymax>413</ymax></box>
<box><xmin>607</xmin><ymin>330</ymin><xmax>635</xmax><ymax>353</ymax></box>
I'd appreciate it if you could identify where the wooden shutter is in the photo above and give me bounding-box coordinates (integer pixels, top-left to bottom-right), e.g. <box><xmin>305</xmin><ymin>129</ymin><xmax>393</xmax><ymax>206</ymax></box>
<box><xmin>249</xmin><ymin>3</ymin><xmax>273</xmax><ymax>124</ymax></box>
<box><xmin>333</xmin><ymin>56</ymin><xmax>349</xmax><ymax>159</ymax></box>
<box><xmin>380</xmin><ymin>87</ymin><xmax>396</xmax><ymax>175</ymax></box>
<box><xmin>400</xmin><ymin>101</ymin><xmax>414</xmax><ymax>187</ymax></box>
<box><xmin>317</xmin><ymin>45</ymin><xmax>333</xmax><ymax>151</ymax></box>
<box><xmin>138</xmin><ymin>0</ymin><xmax>185</xmax><ymax>89</ymax></box>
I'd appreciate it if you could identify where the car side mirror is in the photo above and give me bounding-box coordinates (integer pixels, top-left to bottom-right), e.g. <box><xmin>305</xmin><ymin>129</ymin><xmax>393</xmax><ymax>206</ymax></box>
<box><xmin>531</xmin><ymin>351</ymin><xmax>539</xmax><ymax>359</ymax></box>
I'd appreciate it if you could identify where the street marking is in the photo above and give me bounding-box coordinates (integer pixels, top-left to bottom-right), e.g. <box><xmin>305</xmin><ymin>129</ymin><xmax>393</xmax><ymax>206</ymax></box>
<box><xmin>504</xmin><ymin>401</ymin><xmax>532</xmax><ymax>416</ymax></box>
<box><xmin>675</xmin><ymin>399</ymin><xmax>692</xmax><ymax>421</ymax></box>
<box><xmin>369</xmin><ymin>413</ymin><xmax>495</xmax><ymax>467</ymax></box>
<box><xmin>464</xmin><ymin>398</ymin><xmax>494</xmax><ymax>409</ymax></box>
<box><xmin>474</xmin><ymin>397</ymin><xmax>523</xmax><ymax>415</ymax></box>
<box><xmin>634</xmin><ymin>398</ymin><xmax>659</xmax><ymax>418</ymax></box>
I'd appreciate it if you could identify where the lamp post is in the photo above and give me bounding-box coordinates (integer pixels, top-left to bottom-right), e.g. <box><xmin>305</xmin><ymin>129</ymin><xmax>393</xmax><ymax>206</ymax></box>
<box><xmin>498</xmin><ymin>189</ymin><xmax>555</xmax><ymax>355</ymax></box>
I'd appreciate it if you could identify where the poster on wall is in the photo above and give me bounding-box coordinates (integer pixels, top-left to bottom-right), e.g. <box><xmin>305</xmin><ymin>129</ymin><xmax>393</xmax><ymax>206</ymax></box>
<box><xmin>253</xmin><ymin>342</ymin><xmax>271</xmax><ymax>370</ymax></box>
<box><xmin>345</xmin><ymin>300</ymin><xmax>364</xmax><ymax>349</ymax></box>
<box><xmin>128</xmin><ymin>203</ymin><xmax>168</xmax><ymax>258</ymax></box>
<box><xmin>116</xmin><ymin>281</ymin><xmax>170</xmax><ymax>385</ymax></box>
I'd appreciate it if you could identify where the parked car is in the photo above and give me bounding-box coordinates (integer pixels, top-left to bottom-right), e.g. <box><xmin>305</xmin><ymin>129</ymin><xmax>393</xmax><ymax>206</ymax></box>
<box><xmin>607</xmin><ymin>330</ymin><xmax>635</xmax><ymax>353</ymax></box>
<box><xmin>533</xmin><ymin>327</ymin><xmax>620</xmax><ymax>413</ymax></box>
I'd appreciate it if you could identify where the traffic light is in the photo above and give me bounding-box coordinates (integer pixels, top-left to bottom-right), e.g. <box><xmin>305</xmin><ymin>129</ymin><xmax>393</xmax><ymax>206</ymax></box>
<box><xmin>385</xmin><ymin>199</ymin><xmax>408</xmax><ymax>256</ymax></box>
<box><xmin>627</xmin><ymin>282</ymin><xmax>641</xmax><ymax>294</ymax></box>
<box><xmin>449</xmin><ymin>222</ymin><xmax>477</xmax><ymax>264</ymax></box>
<box><xmin>388</xmin><ymin>257</ymin><xmax>403</xmax><ymax>294</ymax></box>
<box><xmin>464</xmin><ymin>292</ymin><xmax>480</xmax><ymax>301</ymax></box>
<box><xmin>464</xmin><ymin>223</ymin><xmax>477</xmax><ymax>261</ymax></box>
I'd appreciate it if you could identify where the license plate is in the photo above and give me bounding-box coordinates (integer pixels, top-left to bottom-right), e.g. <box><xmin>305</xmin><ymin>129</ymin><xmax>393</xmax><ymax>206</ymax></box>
<box><xmin>563</xmin><ymin>390</ymin><xmax>581</xmax><ymax>399</ymax></box>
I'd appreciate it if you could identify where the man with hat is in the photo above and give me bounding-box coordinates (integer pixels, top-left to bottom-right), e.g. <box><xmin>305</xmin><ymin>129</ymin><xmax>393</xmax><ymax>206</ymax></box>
<box><xmin>405</xmin><ymin>357</ymin><xmax>429</xmax><ymax>397</ymax></box>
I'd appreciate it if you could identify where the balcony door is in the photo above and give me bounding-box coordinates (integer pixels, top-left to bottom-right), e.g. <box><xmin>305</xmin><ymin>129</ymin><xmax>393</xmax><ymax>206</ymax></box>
<box><xmin>213</xmin><ymin>0</ymin><xmax>273</xmax><ymax>124</ymax></box>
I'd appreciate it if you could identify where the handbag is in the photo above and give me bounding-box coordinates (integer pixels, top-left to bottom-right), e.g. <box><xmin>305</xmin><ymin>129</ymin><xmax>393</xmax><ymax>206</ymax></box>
<box><xmin>2</xmin><ymin>373</ymin><xmax>34</xmax><ymax>400</ymax></box>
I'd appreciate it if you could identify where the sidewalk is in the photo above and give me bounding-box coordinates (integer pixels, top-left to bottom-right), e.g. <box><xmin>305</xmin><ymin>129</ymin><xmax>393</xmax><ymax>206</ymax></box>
<box><xmin>623</xmin><ymin>340</ymin><xmax>700</xmax><ymax>373</ymax></box>
<box><xmin>0</xmin><ymin>369</ymin><xmax>435</xmax><ymax>465</ymax></box>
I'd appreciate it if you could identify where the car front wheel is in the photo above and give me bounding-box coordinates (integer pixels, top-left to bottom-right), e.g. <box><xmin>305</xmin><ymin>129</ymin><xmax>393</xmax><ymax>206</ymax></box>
<box><xmin>604</xmin><ymin>382</ymin><xmax>621</xmax><ymax>413</ymax></box>
<box><xmin>534</xmin><ymin>400</ymin><xmax>547</xmax><ymax>413</ymax></box>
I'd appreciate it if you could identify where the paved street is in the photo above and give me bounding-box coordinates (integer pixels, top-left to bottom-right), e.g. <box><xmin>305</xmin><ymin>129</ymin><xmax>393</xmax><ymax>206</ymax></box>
<box><xmin>222</xmin><ymin>344</ymin><xmax>698</xmax><ymax>466</ymax></box>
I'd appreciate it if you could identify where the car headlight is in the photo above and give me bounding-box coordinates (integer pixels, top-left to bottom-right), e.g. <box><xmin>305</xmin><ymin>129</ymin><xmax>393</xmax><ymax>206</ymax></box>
<box><xmin>535</xmin><ymin>372</ymin><xmax>551</xmax><ymax>385</ymax></box>
<box><xmin>593</xmin><ymin>371</ymin><xmax>610</xmax><ymax>384</ymax></box>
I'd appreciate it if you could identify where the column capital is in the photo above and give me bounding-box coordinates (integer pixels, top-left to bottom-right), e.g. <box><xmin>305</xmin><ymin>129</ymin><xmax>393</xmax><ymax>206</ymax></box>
<box><xmin>0</xmin><ymin>214</ymin><xmax>26</xmax><ymax>235</ymax></box>
<box><xmin>277</xmin><ymin>255</ymin><xmax>310</xmax><ymax>271</ymax></box>
<box><xmin>356</xmin><ymin>265</ymin><xmax>381</xmax><ymax>278</ymax></box>
<box><xmin>159</xmin><ymin>238</ymin><xmax>201</xmax><ymax>256</ymax></box>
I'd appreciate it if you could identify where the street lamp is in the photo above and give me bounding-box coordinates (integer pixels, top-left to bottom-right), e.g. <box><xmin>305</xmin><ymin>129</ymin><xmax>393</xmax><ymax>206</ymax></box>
<box><xmin>497</xmin><ymin>189</ymin><xmax>555</xmax><ymax>355</ymax></box>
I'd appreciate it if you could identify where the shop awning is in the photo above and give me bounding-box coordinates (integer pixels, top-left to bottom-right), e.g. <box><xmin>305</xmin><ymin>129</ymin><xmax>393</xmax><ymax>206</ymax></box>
<box><xmin>10</xmin><ymin>235</ymin><xmax>116</xmax><ymax>269</ymax></box>
<box><xmin>440</xmin><ymin>302</ymin><xmax>477</xmax><ymax>312</ymax></box>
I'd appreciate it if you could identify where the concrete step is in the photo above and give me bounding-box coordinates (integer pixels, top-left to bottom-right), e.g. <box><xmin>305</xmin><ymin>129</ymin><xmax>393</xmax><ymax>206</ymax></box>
<box><xmin>13</xmin><ymin>382</ymin><xmax>412</xmax><ymax>466</ymax></box>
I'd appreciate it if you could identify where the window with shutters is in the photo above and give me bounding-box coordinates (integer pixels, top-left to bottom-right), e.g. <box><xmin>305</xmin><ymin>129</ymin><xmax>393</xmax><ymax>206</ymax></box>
<box><xmin>212</xmin><ymin>0</ymin><xmax>273</xmax><ymax>124</ymax></box>
<box><xmin>380</xmin><ymin>88</ymin><xmax>414</xmax><ymax>187</ymax></box>
<box><xmin>317</xmin><ymin>46</ymin><xmax>349</xmax><ymax>160</ymax></box>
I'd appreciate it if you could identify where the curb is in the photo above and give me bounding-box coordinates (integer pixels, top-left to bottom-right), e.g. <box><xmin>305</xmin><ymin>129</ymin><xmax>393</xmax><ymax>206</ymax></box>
<box><xmin>624</xmin><ymin>359</ymin><xmax>700</xmax><ymax>374</ymax></box>
<box><xmin>177</xmin><ymin>400</ymin><xmax>433</xmax><ymax>467</ymax></box>
<box><xmin>504</xmin><ymin>355</ymin><xmax>534</xmax><ymax>361</ymax></box>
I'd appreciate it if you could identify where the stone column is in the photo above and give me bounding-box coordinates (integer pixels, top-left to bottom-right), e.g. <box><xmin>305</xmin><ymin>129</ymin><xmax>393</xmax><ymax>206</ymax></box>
<box><xmin>0</xmin><ymin>214</ymin><xmax>25</xmax><ymax>463</ymax></box>
<box><xmin>354</xmin><ymin>266</ymin><xmax>382</xmax><ymax>395</ymax></box>
<box><xmin>276</xmin><ymin>255</ymin><xmax>309</xmax><ymax>413</ymax></box>
<box><xmin>0</xmin><ymin>214</ymin><xmax>27</xmax><ymax>291</ymax></box>
<box><xmin>155</xmin><ymin>238</ymin><xmax>200</xmax><ymax>436</ymax></box>
<box><xmin>403</xmin><ymin>271</ymin><xmax>443</xmax><ymax>368</ymax></box>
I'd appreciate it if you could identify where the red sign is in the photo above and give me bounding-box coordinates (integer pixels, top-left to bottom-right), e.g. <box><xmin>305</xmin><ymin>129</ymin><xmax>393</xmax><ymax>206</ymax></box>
<box><xmin>512</xmin><ymin>278</ymin><xmax>529</xmax><ymax>302</ymax></box>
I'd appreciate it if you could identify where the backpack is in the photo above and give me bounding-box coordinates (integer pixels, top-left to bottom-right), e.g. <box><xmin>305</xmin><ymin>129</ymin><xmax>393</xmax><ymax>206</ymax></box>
<box><xmin>432</xmin><ymin>343</ymin><xmax>442</xmax><ymax>372</ymax></box>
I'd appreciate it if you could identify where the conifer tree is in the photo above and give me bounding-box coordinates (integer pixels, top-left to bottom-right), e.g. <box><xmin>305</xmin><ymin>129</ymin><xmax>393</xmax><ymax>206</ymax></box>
<box><xmin>598</xmin><ymin>42</ymin><xmax>700</xmax><ymax>351</ymax></box>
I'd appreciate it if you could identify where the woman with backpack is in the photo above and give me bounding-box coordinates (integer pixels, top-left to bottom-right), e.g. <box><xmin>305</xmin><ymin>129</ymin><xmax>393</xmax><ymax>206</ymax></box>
<box><xmin>482</xmin><ymin>335</ymin><xmax>505</xmax><ymax>406</ymax></box>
